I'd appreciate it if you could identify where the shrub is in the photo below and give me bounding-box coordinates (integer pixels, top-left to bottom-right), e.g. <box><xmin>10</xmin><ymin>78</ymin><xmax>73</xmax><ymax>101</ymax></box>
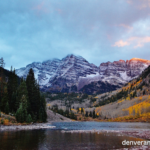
<box><xmin>26</xmin><ymin>114</ymin><xmax>32</xmax><ymax>123</ymax></box>
<box><xmin>4</xmin><ymin>119</ymin><xmax>9</xmax><ymax>125</ymax></box>
<box><xmin>1</xmin><ymin>119</ymin><xmax>4</xmax><ymax>124</ymax></box>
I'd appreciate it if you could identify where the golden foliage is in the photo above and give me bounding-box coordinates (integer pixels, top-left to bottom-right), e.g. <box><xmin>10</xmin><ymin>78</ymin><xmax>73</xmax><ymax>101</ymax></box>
<box><xmin>124</xmin><ymin>99</ymin><xmax>150</xmax><ymax>116</ymax></box>
<box><xmin>109</xmin><ymin>112</ymin><xmax>150</xmax><ymax>122</ymax></box>
<box><xmin>126</xmin><ymin>97</ymin><xmax>130</xmax><ymax>101</ymax></box>
<box><xmin>71</xmin><ymin>109</ymin><xmax>77</xmax><ymax>113</ymax></box>
<box><xmin>94</xmin><ymin>97</ymin><xmax>99</xmax><ymax>99</ymax></box>
<box><xmin>138</xmin><ymin>96</ymin><xmax>142</xmax><ymax>101</ymax></box>
<box><xmin>3</xmin><ymin>119</ymin><xmax>9</xmax><ymax>125</ymax></box>
<box><xmin>117</xmin><ymin>99</ymin><xmax>125</xmax><ymax>104</ymax></box>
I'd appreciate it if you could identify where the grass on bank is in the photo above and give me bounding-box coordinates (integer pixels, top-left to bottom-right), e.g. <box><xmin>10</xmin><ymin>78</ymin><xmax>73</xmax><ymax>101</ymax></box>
<box><xmin>0</xmin><ymin>112</ymin><xmax>17</xmax><ymax>125</ymax></box>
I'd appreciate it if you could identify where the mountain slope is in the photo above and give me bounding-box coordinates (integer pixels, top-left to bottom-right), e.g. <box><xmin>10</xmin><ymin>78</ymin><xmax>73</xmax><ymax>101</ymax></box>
<box><xmin>92</xmin><ymin>65</ymin><xmax>150</xmax><ymax>120</ymax></box>
<box><xmin>0</xmin><ymin>67</ymin><xmax>20</xmax><ymax>82</ymax></box>
<box><xmin>79</xmin><ymin>81</ymin><xmax>121</xmax><ymax>95</ymax></box>
<box><xmin>99</xmin><ymin>58</ymin><xmax>150</xmax><ymax>84</ymax></box>
<box><xmin>16</xmin><ymin>58</ymin><xmax>61</xmax><ymax>86</ymax></box>
<box><xmin>16</xmin><ymin>55</ymin><xmax>150</xmax><ymax>94</ymax></box>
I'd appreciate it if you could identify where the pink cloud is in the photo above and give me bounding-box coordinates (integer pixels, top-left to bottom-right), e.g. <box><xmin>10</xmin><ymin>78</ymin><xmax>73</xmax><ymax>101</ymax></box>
<box><xmin>112</xmin><ymin>36</ymin><xmax>150</xmax><ymax>48</ymax></box>
<box><xmin>32</xmin><ymin>1</ymin><xmax>50</xmax><ymax>14</ymax></box>
<box><xmin>118</xmin><ymin>24</ymin><xmax>133</xmax><ymax>30</ymax></box>
<box><xmin>112</xmin><ymin>40</ymin><xmax>129</xmax><ymax>47</ymax></box>
<box><xmin>127</xmin><ymin>0</ymin><xmax>150</xmax><ymax>9</ymax></box>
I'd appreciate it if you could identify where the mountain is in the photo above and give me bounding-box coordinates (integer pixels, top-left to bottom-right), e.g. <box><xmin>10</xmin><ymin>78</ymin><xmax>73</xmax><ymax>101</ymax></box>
<box><xmin>16</xmin><ymin>55</ymin><xmax>150</xmax><ymax>94</ymax></box>
<box><xmin>91</xmin><ymin>64</ymin><xmax>150</xmax><ymax>121</ymax></box>
<box><xmin>16</xmin><ymin>58</ymin><xmax>61</xmax><ymax>86</ymax></box>
<box><xmin>16</xmin><ymin>54</ymin><xmax>99</xmax><ymax>93</ymax></box>
<box><xmin>80</xmin><ymin>58</ymin><xmax>150</xmax><ymax>94</ymax></box>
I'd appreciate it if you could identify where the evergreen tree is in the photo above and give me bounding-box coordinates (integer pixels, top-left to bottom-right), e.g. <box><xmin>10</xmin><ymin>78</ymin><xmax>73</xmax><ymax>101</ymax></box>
<box><xmin>16</xmin><ymin>103</ymin><xmax>23</xmax><ymax>123</ymax></box>
<box><xmin>143</xmin><ymin>90</ymin><xmax>145</xmax><ymax>95</ymax></box>
<box><xmin>133</xmin><ymin>90</ymin><xmax>136</xmax><ymax>98</ymax></box>
<box><xmin>20</xmin><ymin>77</ymin><xmax>24</xmax><ymax>83</ymax></box>
<box><xmin>89</xmin><ymin>111</ymin><xmax>92</xmax><ymax>117</ymax></box>
<box><xmin>26</xmin><ymin>114</ymin><xmax>32</xmax><ymax>123</ymax></box>
<box><xmin>11</xmin><ymin>92</ymin><xmax>17</xmax><ymax>112</ymax></box>
<box><xmin>85</xmin><ymin>111</ymin><xmax>88</xmax><ymax>117</ymax></box>
<box><xmin>81</xmin><ymin>107</ymin><xmax>84</xmax><ymax>114</ymax></box>
<box><xmin>34</xmin><ymin>81</ymin><xmax>41</xmax><ymax>120</ymax></box>
<box><xmin>7</xmin><ymin>66</ymin><xmax>13</xmax><ymax>111</ymax></box>
<box><xmin>92</xmin><ymin>110</ymin><xmax>96</xmax><ymax>118</ymax></box>
<box><xmin>77</xmin><ymin>107</ymin><xmax>79</xmax><ymax>113</ymax></box>
<box><xmin>26</xmin><ymin>69</ymin><xmax>41</xmax><ymax>122</ymax></box>
<box><xmin>65</xmin><ymin>109</ymin><xmax>69</xmax><ymax>118</ymax></box>
<box><xmin>26</xmin><ymin>68</ymin><xmax>35</xmax><ymax>115</ymax></box>
<box><xmin>7</xmin><ymin>67</ymin><xmax>19</xmax><ymax>112</ymax></box>
<box><xmin>21</xmin><ymin>95</ymin><xmax>28</xmax><ymax>120</ymax></box>
<box><xmin>16</xmin><ymin>95</ymin><xmax>28</xmax><ymax>123</ymax></box>
<box><xmin>0</xmin><ymin>64</ymin><xmax>47</xmax><ymax>123</ymax></box>
<box><xmin>5</xmin><ymin>102</ymin><xmax>9</xmax><ymax>114</ymax></box>
<box><xmin>70</xmin><ymin>112</ymin><xmax>76</xmax><ymax>120</ymax></box>
<box><xmin>16</xmin><ymin>81</ymin><xmax>28</xmax><ymax>111</ymax></box>
<box><xmin>0</xmin><ymin>90</ymin><xmax>9</xmax><ymax>113</ymax></box>
<box><xmin>39</xmin><ymin>95</ymin><xmax>47</xmax><ymax>122</ymax></box>
<box><xmin>0</xmin><ymin>57</ymin><xmax>5</xmax><ymax>105</ymax></box>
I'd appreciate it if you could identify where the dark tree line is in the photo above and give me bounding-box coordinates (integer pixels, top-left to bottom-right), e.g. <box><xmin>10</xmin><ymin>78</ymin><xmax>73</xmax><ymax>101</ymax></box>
<box><xmin>0</xmin><ymin>58</ymin><xmax>47</xmax><ymax>123</ymax></box>
<box><xmin>51</xmin><ymin>105</ymin><xmax>77</xmax><ymax>120</ymax></box>
<box><xmin>85</xmin><ymin>110</ymin><xmax>98</xmax><ymax>118</ymax></box>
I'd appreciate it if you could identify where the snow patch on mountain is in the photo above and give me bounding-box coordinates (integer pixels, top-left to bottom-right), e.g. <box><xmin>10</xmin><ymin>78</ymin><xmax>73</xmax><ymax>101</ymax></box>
<box><xmin>119</xmin><ymin>71</ymin><xmax>131</xmax><ymax>81</ymax></box>
<box><xmin>16</xmin><ymin>55</ymin><xmax>150</xmax><ymax>93</ymax></box>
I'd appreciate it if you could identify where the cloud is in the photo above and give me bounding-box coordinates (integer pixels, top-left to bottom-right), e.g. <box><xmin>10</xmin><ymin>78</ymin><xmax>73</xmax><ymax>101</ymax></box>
<box><xmin>118</xmin><ymin>24</ymin><xmax>133</xmax><ymax>30</ymax></box>
<box><xmin>127</xmin><ymin>0</ymin><xmax>150</xmax><ymax>9</ymax></box>
<box><xmin>0</xmin><ymin>0</ymin><xmax>150</xmax><ymax>69</ymax></box>
<box><xmin>113</xmin><ymin>40</ymin><xmax>129</xmax><ymax>47</ymax></box>
<box><xmin>32</xmin><ymin>1</ymin><xmax>51</xmax><ymax>14</ymax></box>
<box><xmin>113</xmin><ymin>36</ymin><xmax>150</xmax><ymax>48</ymax></box>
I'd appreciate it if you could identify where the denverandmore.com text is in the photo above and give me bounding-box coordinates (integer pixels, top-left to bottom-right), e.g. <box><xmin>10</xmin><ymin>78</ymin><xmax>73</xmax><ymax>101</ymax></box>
<box><xmin>122</xmin><ymin>140</ymin><xmax>150</xmax><ymax>146</ymax></box>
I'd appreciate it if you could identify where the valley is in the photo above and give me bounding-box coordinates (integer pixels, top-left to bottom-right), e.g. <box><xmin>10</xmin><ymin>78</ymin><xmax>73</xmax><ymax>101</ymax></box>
<box><xmin>44</xmin><ymin>63</ymin><xmax>150</xmax><ymax>123</ymax></box>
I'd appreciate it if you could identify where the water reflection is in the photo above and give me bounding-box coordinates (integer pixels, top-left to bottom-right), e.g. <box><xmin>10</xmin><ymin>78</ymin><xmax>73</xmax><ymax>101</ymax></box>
<box><xmin>0</xmin><ymin>130</ymin><xmax>46</xmax><ymax>150</ymax></box>
<box><xmin>43</xmin><ymin>131</ymin><xmax>144</xmax><ymax>150</ymax></box>
<box><xmin>0</xmin><ymin>130</ymin><xmax>143</xmax><ymax>150</ymax></box>
<box><xmin>0</xmin><ymin>122</ymin><xmax>150</xmax><ymax>150</ymax></box>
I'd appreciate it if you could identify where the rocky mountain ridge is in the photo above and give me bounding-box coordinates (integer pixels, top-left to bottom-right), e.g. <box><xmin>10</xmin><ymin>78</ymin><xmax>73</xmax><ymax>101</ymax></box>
<box><xmin>16</xmin><ymin>55</ymin><xmax>150</xmax><ymax>94</ymax></box>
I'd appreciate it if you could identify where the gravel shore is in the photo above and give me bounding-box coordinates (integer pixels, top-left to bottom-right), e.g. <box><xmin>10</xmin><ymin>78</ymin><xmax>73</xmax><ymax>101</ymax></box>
<box><xmin>0</xmin><ymin>123</ymin><xmax>56</xmax><ymax>131</ymax></box>
<box><xmin>0</xmin><ymin>109</ymin><xmax>72</xmax><ymax>131</ymax></box>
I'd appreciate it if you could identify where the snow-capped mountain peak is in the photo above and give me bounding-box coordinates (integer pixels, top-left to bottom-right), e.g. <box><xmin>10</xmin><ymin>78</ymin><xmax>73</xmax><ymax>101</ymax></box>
<box><xmin>16</xmin><ymin>56</ymin><xmax>150</xmax><ymax>93</ymax></box>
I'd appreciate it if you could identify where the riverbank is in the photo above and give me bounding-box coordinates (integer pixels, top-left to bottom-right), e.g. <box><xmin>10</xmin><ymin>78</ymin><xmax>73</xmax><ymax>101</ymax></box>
<box><xmin>0</xmin><ymin>109</ymin><xmax>72</xmax><ymax>128</ymax></box>
<box><xmin>61</xmin><ymin>128</ymin><xmax>150</xmax><ymax>140</ymax></box>
<box><xmin>0</xmin><ymin>123</ymin><xmax>56</xmax><ymax>131</ymax></box>
<box><xmin>1</xmin><ymin>121</ymin><xmax>150</xmax><ymax>141</ymax></box>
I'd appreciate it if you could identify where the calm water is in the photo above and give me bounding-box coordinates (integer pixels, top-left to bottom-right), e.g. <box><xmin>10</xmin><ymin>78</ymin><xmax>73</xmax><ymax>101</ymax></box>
<box><xmin>0</xmin><ymin>122</ymin><xmax>150</xmax><ymax>150</ymax></box>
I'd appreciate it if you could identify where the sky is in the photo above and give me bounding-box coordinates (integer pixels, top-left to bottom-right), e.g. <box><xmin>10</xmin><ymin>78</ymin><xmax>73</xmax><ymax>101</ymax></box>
<box><xmin>0</xmin><ymin>0</ymin><xmax>150</xmax><ymax>69</ymax></box>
